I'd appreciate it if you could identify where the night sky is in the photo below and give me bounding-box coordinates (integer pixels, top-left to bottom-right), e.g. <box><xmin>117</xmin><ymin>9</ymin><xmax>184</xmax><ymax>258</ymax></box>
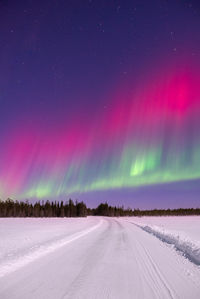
<box><xmin>0</xmin><ymin>0</ymin><xmax>200</xmax><ymax>208</ymax></box>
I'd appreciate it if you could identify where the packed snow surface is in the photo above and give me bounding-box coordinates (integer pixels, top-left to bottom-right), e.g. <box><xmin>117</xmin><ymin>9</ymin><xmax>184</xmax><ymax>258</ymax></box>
<box><xmin>0</xmin><ymin>216</ymin><xmax>200</xmax><ymax>298</ymax></box>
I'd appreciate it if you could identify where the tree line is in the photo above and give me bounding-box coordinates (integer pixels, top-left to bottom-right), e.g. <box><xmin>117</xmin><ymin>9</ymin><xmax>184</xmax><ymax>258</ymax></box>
<box><xmin>0</xmin><ymin>199</ymin><xmax>200</xmax><ymax>217</ymax></box>
<box><xmin>0</xmin><ymin>199</ymin><xmax>87</xmax><ymax>218</ymax></box>
<box><xmin>133</xmin><ymin>208</ymin><xmax>200</xmax><ymax>217</ymax></box>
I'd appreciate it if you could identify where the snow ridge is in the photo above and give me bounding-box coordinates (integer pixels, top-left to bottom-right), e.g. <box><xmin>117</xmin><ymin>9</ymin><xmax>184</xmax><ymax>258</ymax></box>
<box><xmin>136</xmin><ymin>223</ymin><xmax>200</xmax><ymax>266</ymax></box>
<box><xmin>0</xmin><ymin>219</ymin><xmax>102</xmax><ymax>278</ymax></box>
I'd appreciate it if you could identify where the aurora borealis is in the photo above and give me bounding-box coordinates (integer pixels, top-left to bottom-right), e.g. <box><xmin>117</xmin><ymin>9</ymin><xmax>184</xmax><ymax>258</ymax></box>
<box><xmin>0</xmin><ymin>1</ymin><xmax>200</xmax><ymax>207</ymax></box>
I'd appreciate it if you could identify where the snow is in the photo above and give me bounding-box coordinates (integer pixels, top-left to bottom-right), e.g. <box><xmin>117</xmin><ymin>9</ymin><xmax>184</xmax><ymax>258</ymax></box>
<box><xmin>129</xmin><ymin>216</ymin><xmax>200</xmax><ymax>240</ymax></box>
<box><xmin>0</xmin><ymin>218</ymin><xmax>102</xmax><ymax>278</ymax></box>
<box><xmin>0</xmin><ymin>217</ymin><xmax>99</xmax><ymax>260</ymax></box>
<box><xmin>127</xmin><ymin>216</ymin><xmax>200</xmax><ymax>265</ymax></box>
<box><xmin>0</xmin><ymin>216</ymin><xmax>200</xmax><ymax>298</ymax></box>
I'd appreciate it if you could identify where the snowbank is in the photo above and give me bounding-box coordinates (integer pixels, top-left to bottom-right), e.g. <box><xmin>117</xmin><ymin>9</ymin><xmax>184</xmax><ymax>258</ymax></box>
<box><xmin>138</xmin><ymin>223</ymin><xmax>200</xmax><ymax>265</ymax></box>
<box><xmin>0</xmin><ymin>218</ymin><xmax>102</xmax><ymax>278</ymax></box>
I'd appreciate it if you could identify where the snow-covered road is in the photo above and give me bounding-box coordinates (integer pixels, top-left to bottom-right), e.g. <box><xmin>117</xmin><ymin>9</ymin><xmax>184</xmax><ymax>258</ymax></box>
<box><xmin>0</xmin><ymin>217</ymin><xmax>200</xmax><ymax>299</ymax></box>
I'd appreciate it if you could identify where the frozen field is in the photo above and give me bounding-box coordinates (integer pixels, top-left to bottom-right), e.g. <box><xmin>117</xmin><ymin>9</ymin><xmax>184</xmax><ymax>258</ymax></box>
<box><xmin>0</xmin><ymin>216</ymin><xmax>200</xmax><ymax>299</ymax></box>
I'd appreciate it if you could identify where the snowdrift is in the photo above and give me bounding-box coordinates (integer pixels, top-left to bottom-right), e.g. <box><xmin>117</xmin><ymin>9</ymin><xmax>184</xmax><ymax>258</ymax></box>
<box><xmin>137</xmin><ymin>223</ymin><xmax>200</xmax><ymax>265</ymax></box>
<box><xmin>0</xmin><ymin>219</ymin><xmax>102</xmax><ymax>278</ymax></box>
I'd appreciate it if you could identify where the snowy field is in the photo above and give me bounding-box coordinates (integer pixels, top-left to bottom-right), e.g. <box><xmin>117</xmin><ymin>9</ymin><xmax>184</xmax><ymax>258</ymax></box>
<box><xmin>0</xmin><ymin>217</ymin><xmax>200</xmax><ymax>298</ymax></box>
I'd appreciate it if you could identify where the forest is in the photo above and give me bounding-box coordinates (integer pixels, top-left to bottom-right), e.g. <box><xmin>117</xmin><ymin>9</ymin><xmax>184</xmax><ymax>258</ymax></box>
<box><xmin>0</xmin><ymin>199</ymin><xmax>200</xmax><ymax>217</ymax></box>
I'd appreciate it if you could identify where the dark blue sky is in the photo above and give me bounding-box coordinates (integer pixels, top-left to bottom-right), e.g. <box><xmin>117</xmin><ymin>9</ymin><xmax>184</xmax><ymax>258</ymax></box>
<box><xmin>0</xmin><ymin>0</ymin><xmax>200</xmax><ymax>208</ymax></box>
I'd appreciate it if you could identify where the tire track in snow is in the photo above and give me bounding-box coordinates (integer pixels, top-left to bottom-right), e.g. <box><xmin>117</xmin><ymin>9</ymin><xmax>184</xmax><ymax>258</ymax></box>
<box><xmin>119</xmin><ymin>219</ymin><xmax>176</xmax><ymax>299</ymax></box>
<box><xmin>136</xmin><ymin>239</ymin><xmax>176</xmax><ymax>299</ymax></box>
<box><xmin>0</xmin><ymin>219</ymin><xmax>103</xmax><ymax>278</ymax></box>
<box><xmin>61</xmin><ymin>218</ymin><xmax>113</xmax><ymax>299</ymax></box>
